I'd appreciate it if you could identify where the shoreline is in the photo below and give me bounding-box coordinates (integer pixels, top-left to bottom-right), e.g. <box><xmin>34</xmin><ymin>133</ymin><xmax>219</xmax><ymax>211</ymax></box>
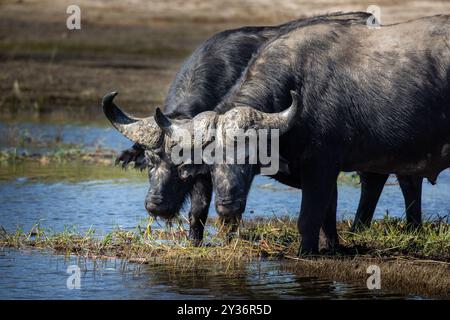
<box><xmin>1</xmin><ymin>217</ymin><xmax>448</xmax><ymax>298</ymax></box>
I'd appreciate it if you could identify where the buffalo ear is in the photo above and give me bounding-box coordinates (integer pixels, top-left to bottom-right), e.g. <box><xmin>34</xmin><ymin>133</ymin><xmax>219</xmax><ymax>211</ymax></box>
<box><xmin>154</xmin><ymin>108</ymin><xmax>172</xmax><ymax>135</ymax></box>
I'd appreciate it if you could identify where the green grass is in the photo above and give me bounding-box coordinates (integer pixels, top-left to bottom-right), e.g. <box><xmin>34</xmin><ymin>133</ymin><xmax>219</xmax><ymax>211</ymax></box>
<box><xmin>342</xmin><ymin>216</ymin><xmax>450</xmax><ymax>260</ymax></box>
<box><xmin>0</xmin><ymin>145</ymin><xmax>116</xmax><ymax>165</ymax></box>
<box><xmin>1</xmin><ymin>216</ymin><xmax>449</xmax><ymax>263</ymax></box>
<box><xmin>337</xmin><ymin>172</ymin><xmax>360</xmax><ymax>185</ymax></box>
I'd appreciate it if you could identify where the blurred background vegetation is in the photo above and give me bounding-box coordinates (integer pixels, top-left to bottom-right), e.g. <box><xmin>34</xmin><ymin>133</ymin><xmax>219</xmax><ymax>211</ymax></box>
<box><xmin>1</xmin><ymin>0</ymin><xmax>449</xmax><ymax>124</ymax></box>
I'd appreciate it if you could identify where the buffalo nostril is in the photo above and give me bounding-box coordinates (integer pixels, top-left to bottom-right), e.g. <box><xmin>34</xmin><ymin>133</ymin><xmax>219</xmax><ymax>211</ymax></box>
<box><xmin>145</xmin><ymin>198</ymin><xmax>162</xmax><ymax>212</ymax></box>
<box><xmin>145</xmin><ymin>202</ymin><xmax>163</xmax><ymax>216</ymax></box>
<box><xmin>216</xmin><ymin>205</ymin><xmax>228</xmax><ymax>215</ymax></box>
<box><xmin>216</xmin><ymin>203</ymin><xmax>244</xmax><ymax>216</ymax></box>
<box><xmin>145</xmin><ymin>200</ymin><xmax>154</xmax><ymax>212</ymax></box>
<box><xmin>145</xmin><ymin>202</ymin><xmax>176</xmax><ymax>220</ymax></box>
<box><xmin>149</xmin><ymin>195</ymin><xmax>164</xmax><ymax>205</ymax></box>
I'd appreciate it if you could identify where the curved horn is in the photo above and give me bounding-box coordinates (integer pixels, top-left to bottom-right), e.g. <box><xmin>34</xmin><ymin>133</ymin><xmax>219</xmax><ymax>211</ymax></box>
<box><xmin>102</xmin><ymin>92</ymin><xmax>163</xmax><ymax>149</ymax></box>
<box><xmin>154</xmin><ymin>107</ymin><xmax>173</xmax><ymax>135</ymax></box>
<box><xmin>261</xmin><ymin>90</ymin><xmax>300</xmax><ymax>134</ymax></box>
<box><xmin>154</xmin><ymin>106</ymin><xmax>202</xmax><ymax>137</ymax></box>
<box><xmin>224</xmin><ymin>90</ymin><xmax>300</xmax><ymax>134</ymax></box>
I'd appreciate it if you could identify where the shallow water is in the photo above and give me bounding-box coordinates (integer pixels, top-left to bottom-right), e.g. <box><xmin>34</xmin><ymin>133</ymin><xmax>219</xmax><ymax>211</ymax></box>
<box><xmin>0</xmin><ymin>121</ymin><xmax>131</xmax><ymax>152</ymax></box>
<box><xmin>0</xmin><ymin>119</ymin><xmax>448</xmax><ymax>299</ymax></box>
<box><xmin>0</xmin><ymin>248</ymin><xmax>421</xmax><ymax>300</ymax></box>
<box><xmin>1</xmin><ymin>161</ymin><xmax>449</xmax><ymax>234</ymax></box>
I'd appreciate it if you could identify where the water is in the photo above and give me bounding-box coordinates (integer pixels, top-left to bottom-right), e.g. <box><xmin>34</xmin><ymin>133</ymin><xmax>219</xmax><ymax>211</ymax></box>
<box><xmin>0</xmin><ymin>248</ymin><xmax>418</xmax><ymax>300</ymax></box>
<box><xmin>0</xmin><ymin>121</ymin><xmax>132</xmax><ymax>152</ymax></box>
<box><xmin>1</xmin><ymin>161</ymin><xmax>449</xmax><ymax>234</ymax></box>
<box><xmin>0</xmin><ymin>119</ymin><xmax>448</xmax><ymax>299</ymax></box>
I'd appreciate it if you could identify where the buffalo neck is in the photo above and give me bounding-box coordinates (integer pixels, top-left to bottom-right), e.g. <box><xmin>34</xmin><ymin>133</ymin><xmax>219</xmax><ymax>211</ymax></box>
<box><xmin>162</xmin><ymin>26</ymin><xmax>278</xmax><ymax>120</ymax></box>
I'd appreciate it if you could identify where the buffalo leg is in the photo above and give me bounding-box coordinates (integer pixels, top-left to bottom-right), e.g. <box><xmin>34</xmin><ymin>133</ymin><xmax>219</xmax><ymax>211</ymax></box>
<box><xmin>321</xmin><ymin>183</ymin><xmax>339</xmax><ymax>251</ymax></box>
<box><xmin>352</xmin><ymin>172</ymin><xmax>389</xmax><ymax>231</ymax></box>
<box><xmin>218</xmin><ymin>213</ymin><xmax>242</xmax><ymax>244</ymax></box>
<box><xmin>298</xmin><ymin>160</ymin><xmax>339</xmax><ymax>254</ymax></box>
<box><xmin>398</xmin><ymin>175</ymin><xmax>423</xmax><ymax>229</ymax></box>
<box><xmin>188</xmin><ymin>175</ymin><xmax>212</xmax><ymax>246</ymax></box>
<box><xmin>216</xmin><ymin>202</ymin><xmax>244</xmax><ymax>243</ymax></box>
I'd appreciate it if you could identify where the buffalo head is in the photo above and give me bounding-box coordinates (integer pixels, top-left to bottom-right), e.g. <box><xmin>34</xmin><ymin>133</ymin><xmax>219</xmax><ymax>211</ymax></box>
<box><xmin>153</xmin><ymin>91</ymin><xmax>300</xmax><ymax>223</ymax></box>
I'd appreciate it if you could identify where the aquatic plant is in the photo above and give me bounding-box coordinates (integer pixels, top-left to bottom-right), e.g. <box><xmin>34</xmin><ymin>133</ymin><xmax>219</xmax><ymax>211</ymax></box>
<box><xmin>1</xmin><ymin>216</ymin><xmax>449</xmax><ymax>264</ymax></box>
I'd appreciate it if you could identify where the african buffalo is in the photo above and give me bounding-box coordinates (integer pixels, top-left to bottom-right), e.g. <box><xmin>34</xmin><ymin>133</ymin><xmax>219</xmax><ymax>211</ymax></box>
<box><xmin>105</xmin><ymin>12</ymin><xmax>375</xmax><ymax>247</ymax></box>
<box><xmin>106</xmin><ymin>15</ymin><xmax>298</xmax><ymax>244</ymax></box>
<box><xmin>104</xmin><ymin>14</ymin><xmax>436</xmax><ymax>251</ymax></box>
<box><xmin>143</xmin><ymin>15</ymin><xmax>450</xmax><ymax>253</ymax></box>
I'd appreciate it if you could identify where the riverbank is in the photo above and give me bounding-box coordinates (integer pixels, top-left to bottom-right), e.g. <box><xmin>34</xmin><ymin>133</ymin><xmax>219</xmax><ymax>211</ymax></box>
<box><xmin>0</xmin><ymin>145</ymin><xmax>116</xmax><ymax>166</ymax></box>
<box><xmin>1</xmin><ymin>217</ymin><xmax>449</xmax><ymax>298</ymax></box>
<box><xmin>2</xmin><ymin>0</ymin><xmax>450</xmax><ymax>121</ymax></box>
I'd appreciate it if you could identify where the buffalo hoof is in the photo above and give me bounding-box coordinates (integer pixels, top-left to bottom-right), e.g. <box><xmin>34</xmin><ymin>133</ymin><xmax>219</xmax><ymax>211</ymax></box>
<box><xmin>350</xmin><ymin>222</ymin><xmax>370</xmax><ymax>233</ymax></box>
<box><xmin>225</xmin><ymin>231</ymin><xmax>239</xmax><ymax>244</ymax></box>
<box><xmin>320</xmin><ymin>243</ymin><xmax>343</xmax><ymax>255</ymax></box>
<box><xmin>406</xmin><ymin>222</ymin><xmax>422</xmax><ymax>232</ymax></box>
<box><xmin>189</xmin><ymin>238</ymin><xmax>203</xmax><ymax>247</ymax></box>
<box><xmin>297</xmin><ymin>246</ymin><xmax>319</xmax><ymax>256</ymax></box>
<box><xmin>188</xmin><ymin>231</ymin><xmax>204</xmax><ymax>247</ymax></box>
<box><xmin>189</xmin><ymin>227</ymin><xmax>205</xmax><ymax>247</ymax></box>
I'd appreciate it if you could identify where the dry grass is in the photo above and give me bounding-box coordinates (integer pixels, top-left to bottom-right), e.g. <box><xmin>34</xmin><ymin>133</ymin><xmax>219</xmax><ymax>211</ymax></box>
<box><xmin>2</xmin><ymin>216</ymin><xmax>448</xmax><ymax>263</ymax></box>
